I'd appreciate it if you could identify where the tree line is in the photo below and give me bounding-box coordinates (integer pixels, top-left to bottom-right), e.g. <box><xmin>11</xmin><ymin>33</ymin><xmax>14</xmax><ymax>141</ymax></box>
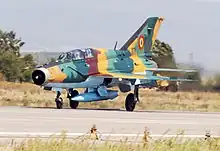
<box><xmin>0</xmin><ymin>30</ymin><xmax>36</xmax><ymax>82</ymax></box>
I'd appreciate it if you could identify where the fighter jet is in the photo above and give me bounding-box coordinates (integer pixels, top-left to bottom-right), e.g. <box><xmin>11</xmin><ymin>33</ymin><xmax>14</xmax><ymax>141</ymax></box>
<box><xmin>32</xmin><ymin>16</ymin><xmax>196</xmax><ymax>111</ymax></box>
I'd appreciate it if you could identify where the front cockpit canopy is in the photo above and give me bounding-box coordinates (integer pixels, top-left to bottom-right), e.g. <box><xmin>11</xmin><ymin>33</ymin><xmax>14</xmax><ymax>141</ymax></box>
<box><xmin>57</xmin><ymin>48</ymin><xmax>94</xmax><ymax>62</ymax></box>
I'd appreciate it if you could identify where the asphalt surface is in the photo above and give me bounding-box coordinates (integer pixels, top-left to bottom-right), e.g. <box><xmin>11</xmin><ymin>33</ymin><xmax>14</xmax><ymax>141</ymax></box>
<box><xmin>0</xmin><ymin>106</ymin><xmax>220</xmax><ymax>142</ymax></box>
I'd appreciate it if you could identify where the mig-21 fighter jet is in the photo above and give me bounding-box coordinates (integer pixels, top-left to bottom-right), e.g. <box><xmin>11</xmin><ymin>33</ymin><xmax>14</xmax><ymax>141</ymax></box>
<box><xmin>32</xmin><ymin>16</ymin><xmax>196</xmax><ymax>111</ymax></box>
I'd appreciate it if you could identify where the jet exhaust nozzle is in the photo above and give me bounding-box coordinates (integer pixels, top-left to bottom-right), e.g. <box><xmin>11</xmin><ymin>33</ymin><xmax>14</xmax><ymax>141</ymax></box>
<box><xmin>32</xmin><ymin>68</ymin><xmax>50</xmax><ymax>85</ymax></box>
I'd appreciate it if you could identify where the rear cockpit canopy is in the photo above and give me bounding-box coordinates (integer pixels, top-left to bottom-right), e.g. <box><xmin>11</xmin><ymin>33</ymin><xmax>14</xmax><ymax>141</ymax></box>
<box><xmin>57</xmin><ymin>48</ymin><xmax>94</xmax><ymax>62</ymax></box>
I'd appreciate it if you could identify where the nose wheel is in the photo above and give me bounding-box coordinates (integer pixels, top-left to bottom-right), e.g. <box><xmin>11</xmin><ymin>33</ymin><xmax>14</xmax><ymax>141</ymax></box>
<box><xmin>55</xmin><ymin>97</ymin><xmax>63</xmax><ymax>109</ymax></box>
<box><xmin>55</xmin><ymin>91</ymin><xmax>63</xmax><ymax>109</ymax></box>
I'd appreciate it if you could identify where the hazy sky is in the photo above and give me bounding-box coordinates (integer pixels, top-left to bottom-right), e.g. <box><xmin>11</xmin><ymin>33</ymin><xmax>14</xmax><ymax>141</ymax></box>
<box><xmin>1</xmin><ymin>0</ymin><xmax>220</xmax><ymax>72</ymax></box>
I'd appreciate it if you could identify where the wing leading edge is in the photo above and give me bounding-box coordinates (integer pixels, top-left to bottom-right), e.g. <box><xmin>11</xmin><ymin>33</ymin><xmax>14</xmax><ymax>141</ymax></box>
<box><xmin>92</xmin><ymin>71</ymin><xmax>197</xmax><ymax>82</ymax></box>
<box><xmin>144</xmin><ymin>68</ymin><xmax>197</xmax><ymax>72</ymax></box>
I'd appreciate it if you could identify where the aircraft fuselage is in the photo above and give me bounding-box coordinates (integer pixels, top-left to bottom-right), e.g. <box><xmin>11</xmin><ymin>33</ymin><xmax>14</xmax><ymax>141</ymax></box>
<box><xmin>32</xmin><ymin>48</ymin><xmax>158</xmax><ymax>89</ymax></box>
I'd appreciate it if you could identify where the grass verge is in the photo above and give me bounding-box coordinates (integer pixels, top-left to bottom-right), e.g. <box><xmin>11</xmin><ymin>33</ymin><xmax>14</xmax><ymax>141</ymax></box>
<box><xmin>0</xmin><ymin>133</ymin><xmax>219</xmax><ymax>151</ymax></box>
<box><xmin>1</xmin><ymin>81</ymin><xmax>220</xmax><ymax>112</ymax></box>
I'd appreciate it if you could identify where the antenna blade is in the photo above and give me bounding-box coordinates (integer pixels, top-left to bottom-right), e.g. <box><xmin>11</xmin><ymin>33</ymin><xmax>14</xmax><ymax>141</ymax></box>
<box><xmin>114</xmin><ymin>41</ymin><xmax>118</xmax><ymax>50</ymax></box>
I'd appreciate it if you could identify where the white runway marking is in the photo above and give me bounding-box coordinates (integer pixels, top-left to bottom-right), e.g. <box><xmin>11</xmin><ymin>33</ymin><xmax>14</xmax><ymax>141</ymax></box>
<box><xmin>0</xmin><ymin>132</ymin><xmax>219</xmax><ymax>138</ymax></box>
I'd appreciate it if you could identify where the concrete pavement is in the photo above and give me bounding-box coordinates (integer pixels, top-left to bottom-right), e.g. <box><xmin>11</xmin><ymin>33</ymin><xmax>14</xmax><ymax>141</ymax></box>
<box><xmin>0</xmin><ymin>106</ymin><xmax>219</xmax><ymax>142</ymax></box>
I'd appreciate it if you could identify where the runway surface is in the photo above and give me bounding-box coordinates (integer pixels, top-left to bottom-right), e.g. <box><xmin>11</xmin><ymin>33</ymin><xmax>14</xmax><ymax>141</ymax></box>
<box><xmin>0</xmin><ymin>106</ymin><xmax>220</xmax><ymax>141</ymax></box>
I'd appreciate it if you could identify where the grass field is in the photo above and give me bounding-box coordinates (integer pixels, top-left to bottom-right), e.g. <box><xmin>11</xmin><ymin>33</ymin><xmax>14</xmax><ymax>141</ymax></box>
<box><xmin>1</xmin><ymin>81</ymin><xmax>220</xmax><ymax>112</ymax></box>
<box><xmin>0</xmin><ymin>133</ymin><xmax>219</xmax><ymax>151</ymax></box>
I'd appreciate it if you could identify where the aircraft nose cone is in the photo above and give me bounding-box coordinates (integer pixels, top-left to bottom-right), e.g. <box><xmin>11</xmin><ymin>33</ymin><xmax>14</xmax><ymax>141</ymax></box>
<box><xmin>32</xmin><ymin>68</ymin><xmax>50</xmax><ymax>85</ymax></box>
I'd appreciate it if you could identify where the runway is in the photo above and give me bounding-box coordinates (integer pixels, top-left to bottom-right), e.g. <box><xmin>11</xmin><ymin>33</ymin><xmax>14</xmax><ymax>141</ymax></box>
<box><xmin>0</xmin><ymin>106</ymin><xmax>220</xmax><ymax>142</ymax></box>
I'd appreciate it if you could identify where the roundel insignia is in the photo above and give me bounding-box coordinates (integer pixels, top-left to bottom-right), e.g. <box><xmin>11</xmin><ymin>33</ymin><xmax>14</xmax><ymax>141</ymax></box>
<box><xmin>138</xmin><ymin>35</ymin><xmax>145</xmax><ymax>50</ymax></box>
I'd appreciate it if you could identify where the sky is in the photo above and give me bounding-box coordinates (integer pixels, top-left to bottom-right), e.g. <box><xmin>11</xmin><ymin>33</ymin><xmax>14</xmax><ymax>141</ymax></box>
<box><xmin>0</xmin><ymin>0</ymin><xmax>220</xmax><ymax>73</ymax></box>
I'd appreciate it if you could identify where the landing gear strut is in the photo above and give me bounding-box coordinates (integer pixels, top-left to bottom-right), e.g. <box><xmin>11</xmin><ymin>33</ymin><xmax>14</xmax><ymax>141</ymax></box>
<box><xmin>125</xmin><ymin>85</ymin><xmax>139</xmax><ymax>112</ymax></box>
<box><xmin>55</xmin><ymin>89</ymin><xmax>80</xmax><ymax>109</ymax></box>
<box><xmin>55</xmin><ymin>91</ymin><xmax>63</xmax><ymax>109</ymax></box>
<box><xmin>67</xmin><ymin>89</ymin><xmax>79</xmax><ymax>109</ymax></box>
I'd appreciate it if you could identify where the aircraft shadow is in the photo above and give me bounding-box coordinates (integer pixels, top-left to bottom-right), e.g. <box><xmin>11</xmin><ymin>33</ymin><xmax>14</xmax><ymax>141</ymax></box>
<box><xmin>25</xmin><ymin>106</ymin><xmax>155</xmax><ymax>113</ymax></box>
<box><xmin>75</xmin><ymin>108</ymin><xmax>156</xmax><ymax>113</ymax></box>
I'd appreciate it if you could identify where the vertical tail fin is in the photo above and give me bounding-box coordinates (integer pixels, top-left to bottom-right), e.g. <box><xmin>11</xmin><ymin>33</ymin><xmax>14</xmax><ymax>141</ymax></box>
<box><xmin>120</xmin><ymin>17</ymin><xmax>164</xmax><ymax>57</ymax></box>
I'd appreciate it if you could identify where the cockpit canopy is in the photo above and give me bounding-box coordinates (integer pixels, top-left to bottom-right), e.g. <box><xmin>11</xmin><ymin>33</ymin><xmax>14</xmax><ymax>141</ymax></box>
<box><xmin>57</xmin><ymin>48</ymin><xmax>94</xmax><ymax>61</ymax></box>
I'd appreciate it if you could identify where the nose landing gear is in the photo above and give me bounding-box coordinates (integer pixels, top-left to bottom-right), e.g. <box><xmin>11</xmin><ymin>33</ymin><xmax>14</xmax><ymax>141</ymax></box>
<box><xmin>55</xmin><ymin>91</ymin><xmax>63</xmax><ymax>109</ymax></box>
<box><xmin>54</xmin><ymin>89</ymin><xmax>80</xmax><ymax>109</ymax></box>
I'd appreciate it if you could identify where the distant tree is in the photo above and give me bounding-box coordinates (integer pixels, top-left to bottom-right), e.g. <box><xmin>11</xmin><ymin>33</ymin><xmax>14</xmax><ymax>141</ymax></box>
<box><xmin>0</xmin><ymin>51</ymin><xmax>21</xmax><ymax>82</ymax></box>
<box><xmin>0</xmin><ymin>29</ymin><xmax>35</xmax><ymax>82</ymax></box>
<box><xmin>18</xmin><ymin>54</ymin><xmax>37</xmax><ymax>82</ymax></box>
<box><xmin>213</xmin><ymin>73</ymin><xmax>220</xmax><ymax>87</ymax></box>
<box><xmin>152</xmin><ymin>39</ymin><xmax>202</xmax><ymax>91</ymax></box>
<box><xmin>0</xmin><ymin>30</ymin><xmax>25</xmax><ymax>56</ymax></box>
<box><xmin>152</xmin><ymin>39</ymin><xmax>178</xmax><ymax>85</ymax></box>
<box><xmin>49</xmin><ymin>57</ymin><xmax>56</xmax><ymax>63</ymax></box>
<box><xmin>152</xmin><ymin>39</ymin><xmax>177</xmax><ymax>69</ymax></box>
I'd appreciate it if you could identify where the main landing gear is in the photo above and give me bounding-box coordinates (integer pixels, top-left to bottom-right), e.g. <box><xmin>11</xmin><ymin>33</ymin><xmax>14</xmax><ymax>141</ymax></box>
<box><xmin>55</xmin><ymin>89</ymin><xmax>79</xmax><ymax>109</ymax></box>
<box><xmin>67</xmin><ymin>89</ymin><xmax>79</xmax><ymax>109</ymax></box>
<box><xmin>125</xmin><ymin>85</ymin><xmax>139</xmax><ymax>112</ymax></box>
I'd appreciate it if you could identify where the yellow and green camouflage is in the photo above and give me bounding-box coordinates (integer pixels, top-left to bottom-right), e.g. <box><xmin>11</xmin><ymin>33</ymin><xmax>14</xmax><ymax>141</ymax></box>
<box><xmin>31</xmin><ymin>16</ymin><xmax>197</xmax><ymax>110</ymax></box>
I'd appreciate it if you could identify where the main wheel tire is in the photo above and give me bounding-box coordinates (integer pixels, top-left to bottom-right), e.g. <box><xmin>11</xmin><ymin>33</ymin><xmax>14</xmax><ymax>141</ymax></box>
<box><xmin>69</xmin><ymin>90</ymin><xmax>79</xmax><ymax>109</ymax></box>
<box><xmin>70</xmin><ymin>101</ymin><xmax>79</xmax><ymax>109</ymax></box>
<box><xmin>125</xmin><ymin>93</ymin><xmax>136</xmax><ymax>112</ymax></box>
<box><xmin>55</xmin><ymin>97</ymin><xmax>63</xmax><ymax>109</ymax></box>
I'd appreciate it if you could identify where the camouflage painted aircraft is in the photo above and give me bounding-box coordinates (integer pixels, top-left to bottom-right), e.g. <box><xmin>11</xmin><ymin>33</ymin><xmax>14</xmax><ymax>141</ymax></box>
<box><xmin>32</xmin><ymin>16</ymin><xmax>196</xmax><ymax>111</ymax></box>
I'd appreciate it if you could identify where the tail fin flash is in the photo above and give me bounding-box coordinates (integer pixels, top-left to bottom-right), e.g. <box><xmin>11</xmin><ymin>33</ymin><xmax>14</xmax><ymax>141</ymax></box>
<box><xmin>120</xmin><ymin>17</ymin><xmax>164</xmax><ymax>57</ymax></box>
